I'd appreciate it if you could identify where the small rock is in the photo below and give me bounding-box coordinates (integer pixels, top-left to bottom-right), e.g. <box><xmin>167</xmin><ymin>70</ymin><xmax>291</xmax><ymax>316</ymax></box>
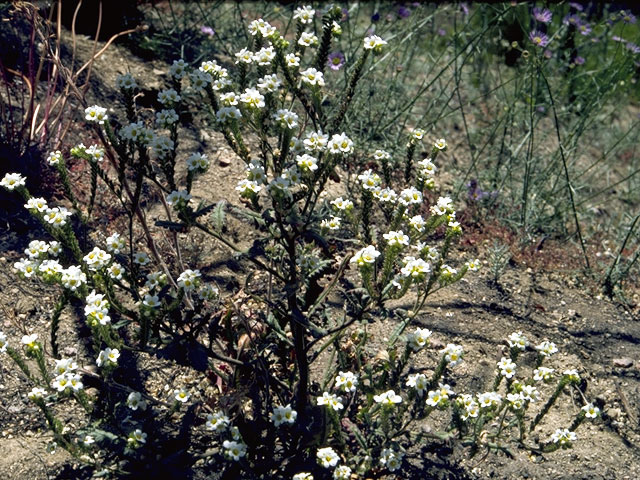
<box><xmin>613</xmin><ymin>357</ymin><xmax>633</xmax><ymax>368</ymax></box>
<box><xmin>607</xmin><ymin>407</ymin><xmax>622</xmax><ymax>420</ymax></box>
<box><xmin>218</xmin><ymin>156</ymin><xmax>232</xmax><ymax>167</ymax></box>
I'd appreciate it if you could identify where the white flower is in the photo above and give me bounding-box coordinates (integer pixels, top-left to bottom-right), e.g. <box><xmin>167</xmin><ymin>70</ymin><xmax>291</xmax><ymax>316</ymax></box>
<box><xmin>108</xmin><ymin>262</ymin><xmax>124</xmax><ymax>280</ymax></box>
<box><xmin>205</xmin><ymin>411</ymin><xmax>230</xmax><ymax>432</ymax></box>
<box><xmin>430</xmin><ymin>196</ymin><xmax>454</xmax><ymax>216</ymax></box>
<box><xmin>236</xmin><ymin>179</ymin><xmax>262</xmax><ymax>196</ymax></box>
<box><xmin>582</xmin><ymin>403</ymin><xmax>600</xmax><ymax>419</ymax></box>
<box><xmin>186</xmin><ymin>153</ymin><xmax>210</xmax><ymax>172</ymax></box>
<box><xmin>434</xmin><ymin>138</ymin><xmax>447</xmax><ymax>150</ymax></box>
<box><xmin>412</xmin><ymin>128</ymin><xmax>425</xmax><ymax>140</ymax></box>
<box><xmin>293</xmin><ymin>473</ymin><xmax>313</xmax><ymax>480</ymax></box>
<box><xmin>158</xmin><ymin>88</ymin><xmax>181</xmax><ymax>105</ymax></box>
<box><xmin>335</xmin><ymin>371</ymin><xmax>358</xmax><ymax>392</ymax></box>
<box><xmin>399</xmin><ymin>187</ymin><xmax>423</xmax><ymax>205</ymax></box>
<box><xmin>83</xmin><ymin>247</ymin><xmax>112</xmax><ymax>271</ymax></box>
<box><xmin>24</xmin><ymin>197</ymin><xmax>49</xmax><ymax>212</ymax></box>
<box><xmin>116</xmin><ymin>73</ymin><xmax>137</xmax><ymax>90</ymax></box>
<box><xmin>440</xmin><ymin>343</ymin><xmax>464</xmax><ymax>366</ymax></box>
<box><xmin>216</xmin><ymin>106</ymin><xmax>242</xmax><ymax>122</ymax></box>
<box><xmin>43</xmin><ymin>206</ymin><xmax>73</xmax><ymax>227</ymax></box>
<box><xmin>408</xmin><ymin>215</ymin><xmax>425</xmax><ymax>232</ymax></box>
<box><xmin>177</xmin><ymin>269</ymin><xmax>201</xmax><ymax>291</ymax></box>
<box><xmin>374</xmin><ymin>187</ymin><xmax>397</xmax><ymax>203</ymax></box>
<box><xmin>374</xmin><ymin>389</ymin><xmax>402</xmax><ymax>405</ymax></box>
<box><xmin>150</xmin><ymin>135</ymin><xmax>175</xmax><ymax>158</ymax></box>
<box><xmin>317</xmin><ymin>392</ymin><xmax>344</xmax><ymax>411</ymax></box>
<box><xmin>133</xmin><ymin>252</ymin><xmax>150</xmax><ymax>266</ymax></box>
<box><xmin>300</xmin><ymin>68</ymin><xmax>325</xmax><ymax>87</ymax></box>
<box><xmin>327</xmin><ymin>133</ymin><xmax>354</xmax><ymax>155</ymax></box>
<box><xmin>330</xmin><ymin>197</ymin><xmax>353</xmax><ymax>211</ymax></box>
<box><xmin>497</xmin><ymin>357</ymin><xmax>517</xmax><ymax>378</ymax></box>
<box><xmin>273</xmin><ymin>109</ymin><xmax>299</xmax><ymax>129</ymax></box>
<box><xmin>373</xmin><ymin>149</ymin><xmax>392</xmax><ymax>161</ymax></box>
<box><xmin>363</xmin><ymin>35</ymin><xmax>387</xmax><ymax>51</ymax></box>
<box><xmin>296</xmin><ymin>153</ymin><xmax>318</xmax><ymax>172</ymax></box>
<box><xmin>28</xmin><ymin>387</ymin><xmax>47</xmax><ymax>400</ymax></box>
<box><xmin>533</xmin><ymin>366</ymin><xmax>555</xmax><ymax>382</ymax></box>
<box><xmin>316</xmin><ymin>447</ymin><xmax>340</xmax><ymax>468</ymax></box>
<box><xmin>156</xmin><ymin>108</ymin><xmax>179</xmax><ymax>126</ymax></box>
<box><xmin>304</xmin><ymin>131</ymin><xmax>329</xmax><ymax>151</ymax></box>
<box><xmin>127</xmin><ymin>391</ymin><xmax>148</xmax><ymax>411</ymax></box>
<box><xmin>426</xmin><ymin>383</ymin><xmax>453</xmax><ymax>407</ymax></box>
<box><xmin>550</xmin><ymin>428</ymin><xmax>576</xmax><ymax>446</ymax></box>
<box><xmin>86</xmin><ymin>144</ymin><xmax>104</xmax><ymax>162</ymax></box>
<box><xmin>383</xmin><ymin>230</ymin><xmax>409</xmax><ymax>247</ymax></box>
<box><xmin>465</xmin><ymin>258</ymin><xmax>481</xmax><ymax>272</ymax></box>
<box><xmin>128</xmin><ymin>429</ymin><xmax>147</xmax><ymax>447</ymax></box>
<box><xmin>521</xmin><ymin>384</ymin><xmax>539</xmax><ymax>402</ymax></box>
<box><xmin>61</xmin><ymin>265</ymin><xmax>87</xmax><ymax>290</ymax></box>
<box><xmin>320</xmin><ymin>216</ymin><xmax>341</xmax><ymax>230</ymax></box>
<box><xmin>142</xmin><ymin>294</ymin><xmax>161</xmax><ymax>309</ymax></box>
<box><xmin>248</xmin><ymin>18</ymin><xmax>275</xmax><ymax>37</ymax></box>
<box><xmin>400</xmin><ymin>256</ymin><xmax>431</xmax><ymax>279</ymax></box>
<box><xmin>14</xmin><ymin>258</ymin><xmax>38</xmax><ymax>278</ymax></box>
<box><xmin>0</xmin><ymin>331</ymin><xmax>7</xmax><ymax>353</ymax></box>
<box><xmin>563</xmin><ymin>369</ymin><xmax>580</xmax><ymax>382</ymax></box>
<box><xmin>174</xmin><ymin>388</ymin><xmax>190</xmax><ymax>403</ymax></box>
<box><xmin>285</xmin><ymin>53</ymin><xmax>301</xmax><ymax>67</ymax></box>
<box><xmin>406</xmin><ymin>373</ymin><xmax>428</xmax><ymax>396</ymax></box>
<box><xmin>25</xmin><ymin>239</ymin><xmax>49</xmax><ymax>258</ymax></box>
<box><xmin>47</xmin><ymin>150</ymin><xmax>62</xmax><ymax>165</ymax></box>
<box><xmin>417</xmin><ymin>158</ymin><xmax>437</xmax><ymax>176</ymax></box>
<box><xmin>298</xmin><ymin>32</ymin><xmax>318</xmax><ymax>47</ymax></box>
<box><xmin>333</xmin><ymin>466</ymin><xmax>351</xmax><ymax>480</ymax></box>
<box><xmin>85</xmin><ymin>105</ymin><xmax>108</xmax><ymax>124</ymax></box>
<box><xmin>350</xmin><ymin>245</ymin><xmax>380</xmax><ymax>266</ymax></box>
<box><xmin>96</xmin><ymin>347</ymin><xmax>120</xmax><ymax>367</ymax></box>
<box><xmin>478</xmin><ymin>391</ymin><xmax>502</xmax><ymax>409</ymax></box>
<box><xmin>240</xmin><ymin>87</ymin><xmax>265</xmax><ymax>109</ymax></box>
<box><xmin>270</xmin><ymin>404</ymin><xmax>297</xmax><ymax>426</ymax></box>
<box><xmin>54</xmin><ymin>358</ymin><xmax>78</xmax><ymax>376</ymax></box>
<box><xmin>169</xmin><ymin>59</ymin><xmax>188</xmax><ymax>79</ymax></box>
<box><xmin>380</xmin><ymin>447</ymin><xmax>404</xmax><ymax>472</ymax></box>
<box><xmin>235</xmin><ymin>47</ymin><xmax>254</xmax><ymax>64</ymax></box>
<box><xmin>145</xmin><ymin>271</ymin><xmax>165</xmax><ymax>290</ymax></box>
<box><xmin>166</xmin><ymin>190</ymin><xmax>192</xmax><ymax>207</ymax></box>
<box><xmin>254</xmin><ymin>46</ymin><xmax>276</xmax><ymax>66</ymax></box>
<box><xmin>507</xmin><ymin>392</ymin><xmax>525</xmax><ymax>410</ymax></box>
<box><xmin>222</xmin><ymin>440</ymin><xmax>247</xmax><ymax>461</ymax></box>
<box><xmin>535</xmin><ymin>340</ymin><xmax>558</xmax><ymax>357</ymax></box>
<box><xmin>507</xmin><ymin>331</ymin><xmax>528</xmax><ymax>350</ymax></box>
<box><xmin>357</xmin><ymin>169</ymin><xmax>381</xmax><ymax>190</ymax></box>
<box><xmin>293</xmin><ymin>5</ymin><xmax>315</xmax><ymax>24</ymax></box>
<box><xmin>258</xmin><ymin>73</ymin><xmax>282</xmax><ymax>93</ymax></box>
<box><xmin>408</xmin><ymin>327</ymin><xmax>432</xmax><ymax>351</ymax></box>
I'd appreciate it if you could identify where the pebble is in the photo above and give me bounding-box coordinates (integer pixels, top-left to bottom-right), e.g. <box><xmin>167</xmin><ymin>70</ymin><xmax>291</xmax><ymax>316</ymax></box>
<box><xmin>613</xmin><ymin>357</ymin><xmax>633</xmax><ymax>368</ymax></box>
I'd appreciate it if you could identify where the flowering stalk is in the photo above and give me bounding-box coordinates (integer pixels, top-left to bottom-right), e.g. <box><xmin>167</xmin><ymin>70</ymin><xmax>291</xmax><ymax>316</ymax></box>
<box><xmin>50</xmin><ymin>292</ymin><xmax>69</xmax><ymax>358</ymax></box>
<box><xmin>530</xmin><ymin>377</ymin><xmax>569</xmax><ymax>431</ymax></box>
<box><xmin>314</xmin><ymin>6</ymin><xmax>342</xmax><ymax>74</ymax></box>
<box><xmin>330</xmin><ymin>49</ymin><xmax>370</xmax><ymax>132</ymax></box>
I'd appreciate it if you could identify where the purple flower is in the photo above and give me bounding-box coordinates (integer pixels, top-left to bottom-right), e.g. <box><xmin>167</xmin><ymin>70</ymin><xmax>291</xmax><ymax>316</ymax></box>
<box><xmin>200</xmin><ymin>26</ymin><xmax>215</xmax><ymax>37</ymax></box>
<box><xmin>533</xmin><ymin>7</ymin><xmax>552</xmax><ymax>24</ymax></box>
<box><xmin>621</xmin><ymin>12</ymin><xmax>637</xmax><ymax>24</ymax></box>
<box><xmin>467</xmin><ymin>179</ymin><xmax>497</xmax><ymax>202</ymax></box>
<box><xmin>460</xmin><ymin>3</ymin><xmax>469</xmax><ymax>16</ymax></box>
<box><xmin>327</xmin><ymin>52</ymin><xmax>345</xmax><ymax>71</ymax></box>
<box><xmin>569</xmin><ymin>2</ymin><xmax>584</xmax><ymax>11</ymax></box>
<box><xmin>536</xmin><ymin>106</ymin><xmax>546</xmax><ymax>113</ymax></box>
<box><xmin>544</xmin><ymin>49</ymin><xmax>553</xmax><ymax>59</ymax></box>
<box><xmin>438</xmin><ymin>28</ymin><xmax>447</xmax><ymax>37</ymax></box>
<box><xmin>341</xmin><ymin>8</ymin><xmax>349</xmax><ymax>21</ymax></box>
<box><xmin>574</xmin><ymin>56</ymin><xmax>585</xmax><ymax>65</ymax></box>
<box><xmin>397</xmin><ymin>6</ymin><xmax>411</xmax><ymax>18</ymax></box>
<box><xmin>577</xmin><ymin>23</ymin><xmax>591</xmax><ymax>36</ymax></box>
<box><xmin>563</xmin><ymin>14</ymin><xmax>582</xmax><ymax>27</ymax></box>
<box><xmin>612</xmin><ymin>35</ymin><xmax>624</xmax><ymax>43</ymax></box>
<box><xmin>371</xmin><ymin>12</ymin><xmax>380</xmax><ymax>22</ymax></box>
<box><xmin>529</xmin><ymin>30</ymin><xmax>550</xmax><ymax>47</ymax></box>
<box><xmin>627</xmin><ymin>42</ymin><xmax>640</xmax><ymax>55</ymax></box>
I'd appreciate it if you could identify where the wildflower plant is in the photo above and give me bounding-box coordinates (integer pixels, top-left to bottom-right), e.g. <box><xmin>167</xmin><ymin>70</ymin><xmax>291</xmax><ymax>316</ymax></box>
<box><xmin>0</xmin><ymin>5</ymin><xmax>602</xmax><ymax>479</ymax></box>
